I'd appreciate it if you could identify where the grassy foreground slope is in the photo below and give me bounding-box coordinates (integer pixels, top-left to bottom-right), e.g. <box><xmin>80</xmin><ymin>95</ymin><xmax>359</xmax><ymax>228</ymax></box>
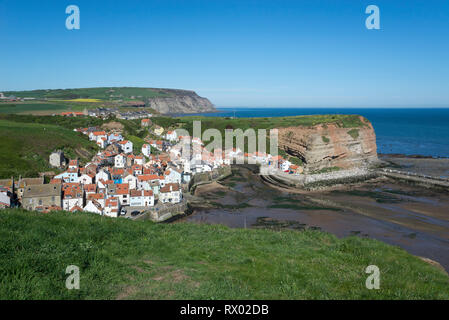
<box><xmin>0</xmin><ymin>209</ymin><xmax>447</xmax><ymax>300</ymax></box>
<box><xmin>0</xmin><ymin>119</ymin><xmax>98</xmax><ymax>178</ymax></box>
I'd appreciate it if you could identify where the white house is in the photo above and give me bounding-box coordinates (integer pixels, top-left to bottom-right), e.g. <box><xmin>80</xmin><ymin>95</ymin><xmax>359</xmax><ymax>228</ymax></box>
<box><xmin>89</xmin><ymin>131</ymin><xmax>107</xmax><ymax>142</ymax></box>
<box><xmin>96</xmin><ymin>136</ymin><xmax>107</xmax><ymax>149</ymax></box>
<box><xmin>113</xmin><ymin>183</ymin><xmax>130</xmax><ymax>206</ymax></box>
<box><xmin>83</xmin><ymin>200</ymin><xmax>103</xmax><ymax>215</ymax></box>
<box><xmin>137</xmin><ymin>174</ymin><xmax>160</xmax><ymax>191</ymax></box>
<box><xmin>150</xmin><ymin>140</ymin><xmax>163</xmax><ymax>151</ymax></box>
<box><xmin>79</xmin><ymin>173</ymin><xmax>94</xmax><ymax>185</ymax></box>
<box><xmin>107</xmin><ymin>133</ymin><xmax>123</xmax><ymax>144</ymax></box>
<box><xmin>87</xmin><ymin>193</ymin><xmax>105</xmax><ymax>208</ymax></box>
<box><xmin>68</xmin><ymin>159</ymin><xmax>79</xmax><ymax>170</ymax></box>
<box><xmin>104</xmin><ymin>197</ymin><xmax>120</xmax><ymax>218</ymax></box>
<box><xmin>118</xmin><ymin>140</ymin><xmax>133</xmax><ymax>154</ymax></box>
<box><xmin>164</xmin><ymin>168</ymin><xmax>182</xmax><ymax>184</ymax></box>
<box><xmin>191</xmin><ymin>161</ymin><xmax>212</xmax><ymax>174</ymax></box>
<box><xmin>123</xmin><ymin>174</ymin><xmax>138</xmax><ymax>190</ymax></box>
<box><xmin>96</xmin><ymin>169</ymin><xmax>110</xmax><ymax>182</ymax></box>
<box><xmin>165</xmin><ymin>130</ymin><xmax>178</xmax><ymax>141</ymax></box>
<box><xmin>114</xmin><ymin>154</ymin><xmax>126</xmax><ymax>168</ymax></box>
<box><xmin>280</xmin><ymin>159</ymin><xmax>292</xmax><ymax>172</ymax></box>
<box><xmin>159</xmin><ymin>183</ymin><xmax>182</xmax><ymax>204</ymax></box>
<box><xmin>134</xmin><ymin>156</ymin><xmax>144</xmax><ymax>165</ymax></box>
<box><xmin>62</xmin><ymin>189</ymin><xmax>84</xmax><ymax>211</ymax></box>
<box><xmin>54</xmin><ymin>170</ymin><xmax>79</xmax><ymax>183</ymax></box>
<box><xmin>141</xmin><ymin>144</ymin><xmax>152</xmax><ymax>157</ymax></box>
<box><xmin>0</xmin><ymin>189</ymin><xmax>11</xmax><ymax>208</ymax></box>
<box><xmin>129</xmin><ymin>190</ymin><xmax>154</xmax><ymax>207</ymax></box>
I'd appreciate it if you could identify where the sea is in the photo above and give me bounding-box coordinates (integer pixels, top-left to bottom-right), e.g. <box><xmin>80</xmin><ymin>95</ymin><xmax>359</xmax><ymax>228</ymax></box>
<box><xmin>180</xmin><ymin>107</ymin><xmax>449</xmax><ymax>158</ymax></box>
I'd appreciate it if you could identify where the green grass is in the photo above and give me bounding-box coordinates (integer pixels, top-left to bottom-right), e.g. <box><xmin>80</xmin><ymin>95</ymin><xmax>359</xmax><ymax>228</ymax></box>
<box><xmin>0</xmin><ymin>87</ymin><xmax>178</xmax><ymax>115</ymax></box>
<box><xmin>0</xmin><ymin>119</ymin><xmax>98</xmax><ymax>178</ymax></box>
<box><xmin>150</xmin><ymin>114</ymin><xmax>369</xmax><ymax>155</ymax></box>
<box><xmin>166</xmin><ymin>114</ymin><xmax>368</xmax><ymax>134</ymax></box>
<box><xmin>311</xmin><ymin>166</ymin><xmax>341</xmax><ymax>174</ymax></box>
<box><xmin>347</xmin><ymin>129</ymin><xmax>360</xmax><ymax>139</ymax></box>
<box><xmin>0</xmin><ymin>103</ymin><xmax>75</xmax><ymax>114</ymax></box>
<box><xmin>0</xmin><ymin>209</ymin><xmax>448</xmax><ymax>299</ymax></box>
<box><xmin>3</xmin><ymin>87</ymin><xmax>171</xmax><ymax>100</ymax></box>
<box><xmin>0</xmin><ymin>114</ymin><xmax>107</xmax><ymax>129</ymax></box>
<box><xmin>127</xmin><ymin>135</ymin><xmax>145</xmax><ymax>153</ymax></box>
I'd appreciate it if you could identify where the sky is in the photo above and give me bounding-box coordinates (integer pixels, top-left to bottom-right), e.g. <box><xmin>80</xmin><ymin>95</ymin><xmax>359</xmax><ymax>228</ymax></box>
<box><xmin>0</xmin><ymin>0</ymin><xmax>448</xmax><ymax>107</ymax></box>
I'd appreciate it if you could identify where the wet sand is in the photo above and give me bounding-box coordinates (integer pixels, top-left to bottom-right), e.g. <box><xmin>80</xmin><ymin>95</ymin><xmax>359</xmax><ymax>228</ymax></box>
<box><xmin>380</xmin><ymin>154</ymin><xmax>449</xmax><ymax>178</ymax></box>
<box><xmin>180</xmin><ymin>166</ymin><xmax>449</xmax><ymax>271</ymax></box>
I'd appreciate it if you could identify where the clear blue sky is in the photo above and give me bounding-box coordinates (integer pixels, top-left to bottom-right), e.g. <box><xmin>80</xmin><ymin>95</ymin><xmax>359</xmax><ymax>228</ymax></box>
<box><xmin>0</xmin><ymin>0</ymin><xmax>448</xmax><ymax>107</ymax></box>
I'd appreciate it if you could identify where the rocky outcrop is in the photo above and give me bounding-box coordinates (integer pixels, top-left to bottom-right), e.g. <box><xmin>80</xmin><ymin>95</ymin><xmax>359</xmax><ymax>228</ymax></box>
<box><xmin>146</xmin><ymin>90</ymin><xmax>216</xmax><ymax>114</ymax></box>
<box><xmin>277</xmin><ymin>116</ymin><xmax>378</xmax><ymax>172</ymax></box>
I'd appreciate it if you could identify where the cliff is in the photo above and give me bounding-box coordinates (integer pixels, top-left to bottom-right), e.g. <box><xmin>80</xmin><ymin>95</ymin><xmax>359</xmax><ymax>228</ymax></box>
<box><xmin>145</xmin><ymin>89</ymin><xmax>216</xmax><ymax>114</ymax></box>
<box><xmin>3</xmin><ymin>87</ymin><xmax>217</xmax><ymax>115</ymax></box>
<box><xmin>277</xmin><ymin>116</ymin><xmax>378</xmax><ymax>172</ymax></box>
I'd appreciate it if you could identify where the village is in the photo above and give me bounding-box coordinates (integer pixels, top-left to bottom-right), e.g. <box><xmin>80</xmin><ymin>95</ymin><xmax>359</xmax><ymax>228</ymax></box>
<box><xmin>0</xmin><ymin>117</ymin><xmax>302</xmax><ymax>220</ymax></box>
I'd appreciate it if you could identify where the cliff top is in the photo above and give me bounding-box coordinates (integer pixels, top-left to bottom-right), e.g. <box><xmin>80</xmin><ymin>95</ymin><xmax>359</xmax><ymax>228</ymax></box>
<box><xmin>2</xmin><ymin>87</ymin><xmax>196</xmax><ymax>100</ymax></box>
<box><xmin>167</xmin><ymin>114</ymin><xmax>371</xmax><ymax>134</ymax></box>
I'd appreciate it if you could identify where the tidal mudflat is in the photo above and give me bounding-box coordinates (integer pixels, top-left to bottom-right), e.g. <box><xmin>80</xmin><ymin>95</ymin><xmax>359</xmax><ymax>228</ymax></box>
<box><xmin>181</xmin><ymin>166</ymin><xmax>449</xmax><ymax>272</ymax></box>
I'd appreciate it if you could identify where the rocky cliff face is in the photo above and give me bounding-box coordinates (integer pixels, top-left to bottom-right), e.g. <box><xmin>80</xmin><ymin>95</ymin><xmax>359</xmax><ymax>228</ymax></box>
<box><xmin>277</xmin><ymin>116</ymin><xmax>378</xmax><ymax>172</ymax></box>
<box><xmin>146</xmin><ymin>90</ymin><xmax>216</xmax><ymax>114</ymax></box>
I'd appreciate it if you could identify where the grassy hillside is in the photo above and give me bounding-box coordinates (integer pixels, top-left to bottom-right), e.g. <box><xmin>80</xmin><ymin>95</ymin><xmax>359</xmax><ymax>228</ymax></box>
<box><xmin>2</xmin><ymin>87</ymin><xmax>172</xmax><ymax>100</ymax></box>
<box><xmin>0</xmin><ymin>119</ymin><xmax>98</xmax><ymax>178</ymax></box>
<box><xmin>0</xmin><ymin>87</ymin><xmax>171</xmax><ymax>115</ymax></box>
<box><xmin>152</xmin><ymin>114</ymin><xmax>368</xmax><ymax>133</ymax></box>
<box><xmin>149</xmin><ymin>114</ymin><xmax>369</xmax><ymax>154</ymax></box>
<box><xmin>0</xmin><ymin>209</ymin><xmax>447</xmax><ymax>300</ymax></box>
<box><xmin>0</xmin><ymin>102</ymin><xmax>79</xmax><ymax>115</ymax></box>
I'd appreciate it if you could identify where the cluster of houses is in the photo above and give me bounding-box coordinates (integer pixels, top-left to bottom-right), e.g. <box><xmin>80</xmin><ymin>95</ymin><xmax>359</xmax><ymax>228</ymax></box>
<box><xmin>71</xmin><ymin>126</ymin><xmax>127</xmax><ymax>150</ymax></box>
<box><xmin>86</xmin><ymin>107</ymin><xmax>152</xmax><ymax>120</ymax></box>
<box><xmin>2</xmin><ymin>147</ymin><xmax>185</xmax><ymax>217</ymax></box>
<box><xmin>0</xmin><ymin>119</ymin><xmax>304</xmax><ymax>217</ymax></box>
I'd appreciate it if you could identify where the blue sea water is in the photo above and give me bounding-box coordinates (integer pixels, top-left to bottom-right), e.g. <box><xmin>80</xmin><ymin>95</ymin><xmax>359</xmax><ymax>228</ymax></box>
<box><xmin>183</xmin><ymin>108</ymin><xmax>449</xmax><ymax>158</ymax></box>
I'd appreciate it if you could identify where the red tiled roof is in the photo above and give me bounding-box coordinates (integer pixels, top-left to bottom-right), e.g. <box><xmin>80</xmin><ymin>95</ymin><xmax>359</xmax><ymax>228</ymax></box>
<box><xmin>87</xmin><ymin>193</ymin><xmax>105</xmax><ymax>200</ymax></box>
<box><xmin>160</xmin><ymin>183</ymin><xmax>180</xmax><ymax>193</ymax></box>
<box><xmin>70</xmin><ymin>205</ymin><xmax>83</xmax><ymax>212</ymax></box>
<box><xmin>115</xmin><ymin>183</ymin><xmax>129</xmax><ymax>195</ymax></box>
<box><xmin>137</xmin><ymin>174</ymin><xmax>159</xmax><ymax>181</ymax></box>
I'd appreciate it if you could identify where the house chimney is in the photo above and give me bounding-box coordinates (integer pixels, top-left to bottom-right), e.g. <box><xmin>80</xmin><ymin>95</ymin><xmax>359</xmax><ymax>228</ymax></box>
<box><xmin>170</xmin><ymin>185</ymin><xmax>172</xmax><ymax>191</ymax></box>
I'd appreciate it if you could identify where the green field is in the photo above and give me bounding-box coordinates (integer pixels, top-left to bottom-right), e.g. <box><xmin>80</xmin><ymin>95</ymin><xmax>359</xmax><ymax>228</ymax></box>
<box><xmin>152</xmin><ymin>114</ymin><xmax>368</xmax><ymax>133</ymax></box>
<box><xmin>0</xmin><ymin>103</ymin><xmax>77</xmax><ymax>114</ymax></box>
<box><xmin>0</xmin><ymin>119</ymin><xmax>98</xmax><ymax>178</ymax></box>
<box><xmin>0</xmin><ymin>87</ymin><xmax>176</xmax><ymax>115</ymax></box>
<box><xmin>3</xmin><ymin>87</ymin><xmax>173</xmax><ymax>100</ymax></box>
<box><xmin>0</xmin><ymin>209</ymin><xmax>447</xmax><ymax>299</ymax></box>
